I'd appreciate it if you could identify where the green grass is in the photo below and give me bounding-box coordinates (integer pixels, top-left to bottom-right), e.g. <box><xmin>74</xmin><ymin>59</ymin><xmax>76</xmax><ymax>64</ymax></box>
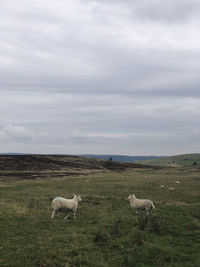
<box><xmin>1</xmin><ymin>167</ymin><xmax>200</xmax><ymax>266</ymax></box>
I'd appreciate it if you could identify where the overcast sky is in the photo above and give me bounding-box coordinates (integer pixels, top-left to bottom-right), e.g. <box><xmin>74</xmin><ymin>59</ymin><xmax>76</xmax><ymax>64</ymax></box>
<box><xmin>0</xmin><ymin>0</ymin><xmax>200</xmax><ymax>156</ymax></box>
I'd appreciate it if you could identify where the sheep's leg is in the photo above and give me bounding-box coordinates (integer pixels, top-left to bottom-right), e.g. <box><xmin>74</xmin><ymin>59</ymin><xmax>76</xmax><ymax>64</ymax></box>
<box><xmin>146</xmin><ymin>205</ymin><xmax>152</xmax><ymax>215</ymax></box>
<box><xmin>135</xmin><ymin>210</ymin><xmax>139</xmax><ymax>215</ymax></box>
<box><xmin>51</xmin><ymin>210</ymin><xmax>55</xmax><ymax>219</ymax></box>
<box><xmin>73</xmin><ymin>212</ymin><xmax>76</xmax><ymax>219</ymax></box>
<box><xmin>64</xmin><ymin>213</ymin><xmax>70</xmax><ymax>220</ymax></box>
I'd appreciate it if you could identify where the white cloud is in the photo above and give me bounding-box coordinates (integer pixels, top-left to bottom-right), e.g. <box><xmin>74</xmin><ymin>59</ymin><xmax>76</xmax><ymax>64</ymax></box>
<box><xmin>0</xmin><ymin>124</ymin><xmax>34</xmax><ymax>141</ymax></box>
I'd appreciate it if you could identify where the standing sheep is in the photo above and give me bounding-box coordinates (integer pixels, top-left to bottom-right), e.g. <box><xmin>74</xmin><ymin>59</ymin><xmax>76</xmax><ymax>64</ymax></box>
<box><xmin>51</xmin><ymin>194</ymin><xmax>82</xmax><ymax>219</ymax></box>
<box><xmin>128</xmin><ymin>194</ymin><xmax>155</xmax><ymax>215</ymax></box>
<box><xmin>168</xmin><ymin>187</ymin><xmax>175</xmax><ymax>191</ymax></box>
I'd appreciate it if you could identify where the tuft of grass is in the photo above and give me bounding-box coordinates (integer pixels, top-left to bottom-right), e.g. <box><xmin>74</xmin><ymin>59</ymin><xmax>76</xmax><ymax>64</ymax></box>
<box><xmin>137</xmin><ymin>214</ymin><xmax>148</xmax><ymax>230</ymax></box>
<box><xmin>148</xmin><ymin>215</ymin><xmax>162</xmax><ymax>234</ymax></box>
<box><xmin>94</xmin><ymin>225</ymin><xmax>110</xmax><ymax>243</ymax></box>
<box><xmin>110</xmin><ymin>216</ymin><xmax>122</xmax><ymax>236</ymax></box>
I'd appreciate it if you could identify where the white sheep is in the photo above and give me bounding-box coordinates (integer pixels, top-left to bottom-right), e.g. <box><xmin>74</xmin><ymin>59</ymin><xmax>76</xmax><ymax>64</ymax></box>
<box><xmin>175</xmin><ymin>181</ymin><xmax>180</xmax><ymax>184</ymax></box>
<box><xmin>128</xmin><ymin>194</ymin><xmax>155</xmax><ymax>215</ymax></box>
<box><xmin>169</xmin><ymin>187</ymin><xmax>175</xmax><ymax>191</ymax></box>
<box><xmin>160</xmin><ymin>185</ymin><xmax>165</xmax><ymax>188</ymax></box>
<box><xmin>51</xmin><ymin>194</ymin><xmax>82</xmax><ymax>219</ymax></box>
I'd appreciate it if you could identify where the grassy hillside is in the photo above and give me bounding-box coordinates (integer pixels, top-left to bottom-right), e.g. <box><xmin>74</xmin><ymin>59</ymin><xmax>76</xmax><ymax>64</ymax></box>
<box><xmin>138</xmin><ymin>153</ymin><xmax>200</xmax><ymax>167</ymax></box>
<box><xmin>0</xmin><ymin>155</ymin><xmax>200</xmax><ymax>266</ymax></box>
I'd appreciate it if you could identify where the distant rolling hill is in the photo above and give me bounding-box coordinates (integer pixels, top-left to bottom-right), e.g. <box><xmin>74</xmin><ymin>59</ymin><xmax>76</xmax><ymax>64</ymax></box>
<box><xmin>138</xmin><ymin>153</ymin><xmax>200</xmax><ymax>167</ymax></box>
<box><xmin>80</xmin><ymin>154</ymin><xmax>165</xmax><ymax>162</ymax></box>
<box><xmin>0</xmin><ymin>153</ymin><xmax>164</xmax><ymax>163</ymax></box>
<box><xmin>0</xmin><ymin>154</ymin><xmax>161</xmax><ymax>181</ymax></box>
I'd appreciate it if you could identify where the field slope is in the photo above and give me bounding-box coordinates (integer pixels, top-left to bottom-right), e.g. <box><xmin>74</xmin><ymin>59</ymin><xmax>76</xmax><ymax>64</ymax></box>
<box><xmin>138</xmin><ymin>153</ymin><xmax>200</xmax><ymax>168</ymax></box>
<box><xmin>0</xmin><ymin>155</ymin><xmax>200</xmax><ymax>267</ymax></box>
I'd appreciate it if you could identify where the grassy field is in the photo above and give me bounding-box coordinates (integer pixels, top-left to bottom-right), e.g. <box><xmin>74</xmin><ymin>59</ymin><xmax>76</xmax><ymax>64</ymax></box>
<box><xmin>139</xmin><ymin>153</ymin><xmax>200</xmax><ymax>168</ymax></box>
<box><xmin>0</xmin><ymin>156</ymin><xmax>200</xmax><ymax>267</ymax></box>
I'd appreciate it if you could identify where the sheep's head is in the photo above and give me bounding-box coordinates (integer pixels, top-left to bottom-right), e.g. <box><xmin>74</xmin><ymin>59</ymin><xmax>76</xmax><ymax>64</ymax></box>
<box><xmin>128</xmin><ymin>195</ymin><xmax>133</xmax><ymax>200</ymax></box>
<box><xmin>73</xmin><ymin>194</ymin><xmax>82</xmax><ymax>201</ymax></box>
<box><xmin>73</xmin><ymin>194</ymin><xmax>79</xmax><ymax>200</ymax></box>
<box><xmin>128</xmin><ymin>194</ymin><xmax>136</xmax><ymax>201</ymax></box>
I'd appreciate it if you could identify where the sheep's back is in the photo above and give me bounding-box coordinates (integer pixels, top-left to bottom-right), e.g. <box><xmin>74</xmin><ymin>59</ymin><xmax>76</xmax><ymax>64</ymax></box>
<box><xmin>131</xmin><ymin>199</ymin><xmax>152</xmax><ymax>208</ymax></box>
<box><xmin>62</xmin><ymin>199</ymin><xmax>76</xmax><ymax>209</ymax></box>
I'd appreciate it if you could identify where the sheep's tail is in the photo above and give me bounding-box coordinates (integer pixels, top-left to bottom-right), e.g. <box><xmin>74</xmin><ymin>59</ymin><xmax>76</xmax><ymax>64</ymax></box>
<box><xmin>52</xmin><ymin>199</ymin><xmax>55</xmax><ymax>209</ymax></box>
<box><xmin>151</xmin><ymin>201</ymin><xmax>156</xmax><ymax>210</ymax></box>
<box><xmin>52</xmin><ymin>197</ymin><xmax>61</xmax><ymax>209</ymax></box>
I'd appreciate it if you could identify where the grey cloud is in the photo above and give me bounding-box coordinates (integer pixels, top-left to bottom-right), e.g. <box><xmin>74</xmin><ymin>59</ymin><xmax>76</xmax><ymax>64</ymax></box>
<box><xmin>0</xmin><ymin>90</ymin><xmax>200</xmax><ymax>153</ymax></box>
<box><xmin>99</xmin><ymin>0</ymin><xmax>200</xmax><ymax>23</ymax></box>
<box><xmin>133</xmin><ymin>0</ymin><xmax>200</xmax><ymax>23</ymax></box>
<box><xmin>0</xmin><ymin>124</ymin><xmax>34</xmax><ymax>142</ymax></box>
<box><xmin>1</xmin><ymin>0</ymin><xmax>199</xmax><ymax>98</ymax></box>
<box><xmin>0</xmin><ymin>0</ymin><xmax>199</xmax><ymax>155</ymax></box>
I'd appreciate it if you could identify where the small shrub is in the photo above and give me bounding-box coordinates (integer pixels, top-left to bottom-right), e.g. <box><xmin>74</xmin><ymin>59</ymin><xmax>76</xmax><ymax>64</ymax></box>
<box><xmin>192</xmin><ymin>212</ymin><xmax>200</xmax><ymax>219</ymax></box>
<box><xmin>186</xmin><ymin>219</ymin><xmax>200</xmax><ymax>231</ymax></box>
<box><xmin>111</xmin><ymin>201</ymin><xmax>118</xmax><ymax>211</ymax></box>
<box><xmin>149</xmin><ymin>216</ymin><xmax>162</xmax><ymax>234</ymax></box>
<box><xmin>110</xmin><ymin>216</ymin><xmax>122</xmax><ymax>236</ymax></box>
<box><xmin>92</xmin><ymin>200</ymin><xmax>100</xmax><ymax>205</ymax></box>
<box><xmin>28</xmin><ymin>198</ymin><xmax>37</xmax><ymax>208</ymax></box>
<box><xmin>94</xmin><ymin>225</ymin><xmax>110</xmax><ymax>243</ymax></box>
<box><xmin>133</xmin><ymin>231</ymin><xmax>145</xmax><ymax>246</ymax></box>
<box><xmin>138</xmin><ymin>214</ymin><xmax>148</xmax><ymax>230</ymax></box>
